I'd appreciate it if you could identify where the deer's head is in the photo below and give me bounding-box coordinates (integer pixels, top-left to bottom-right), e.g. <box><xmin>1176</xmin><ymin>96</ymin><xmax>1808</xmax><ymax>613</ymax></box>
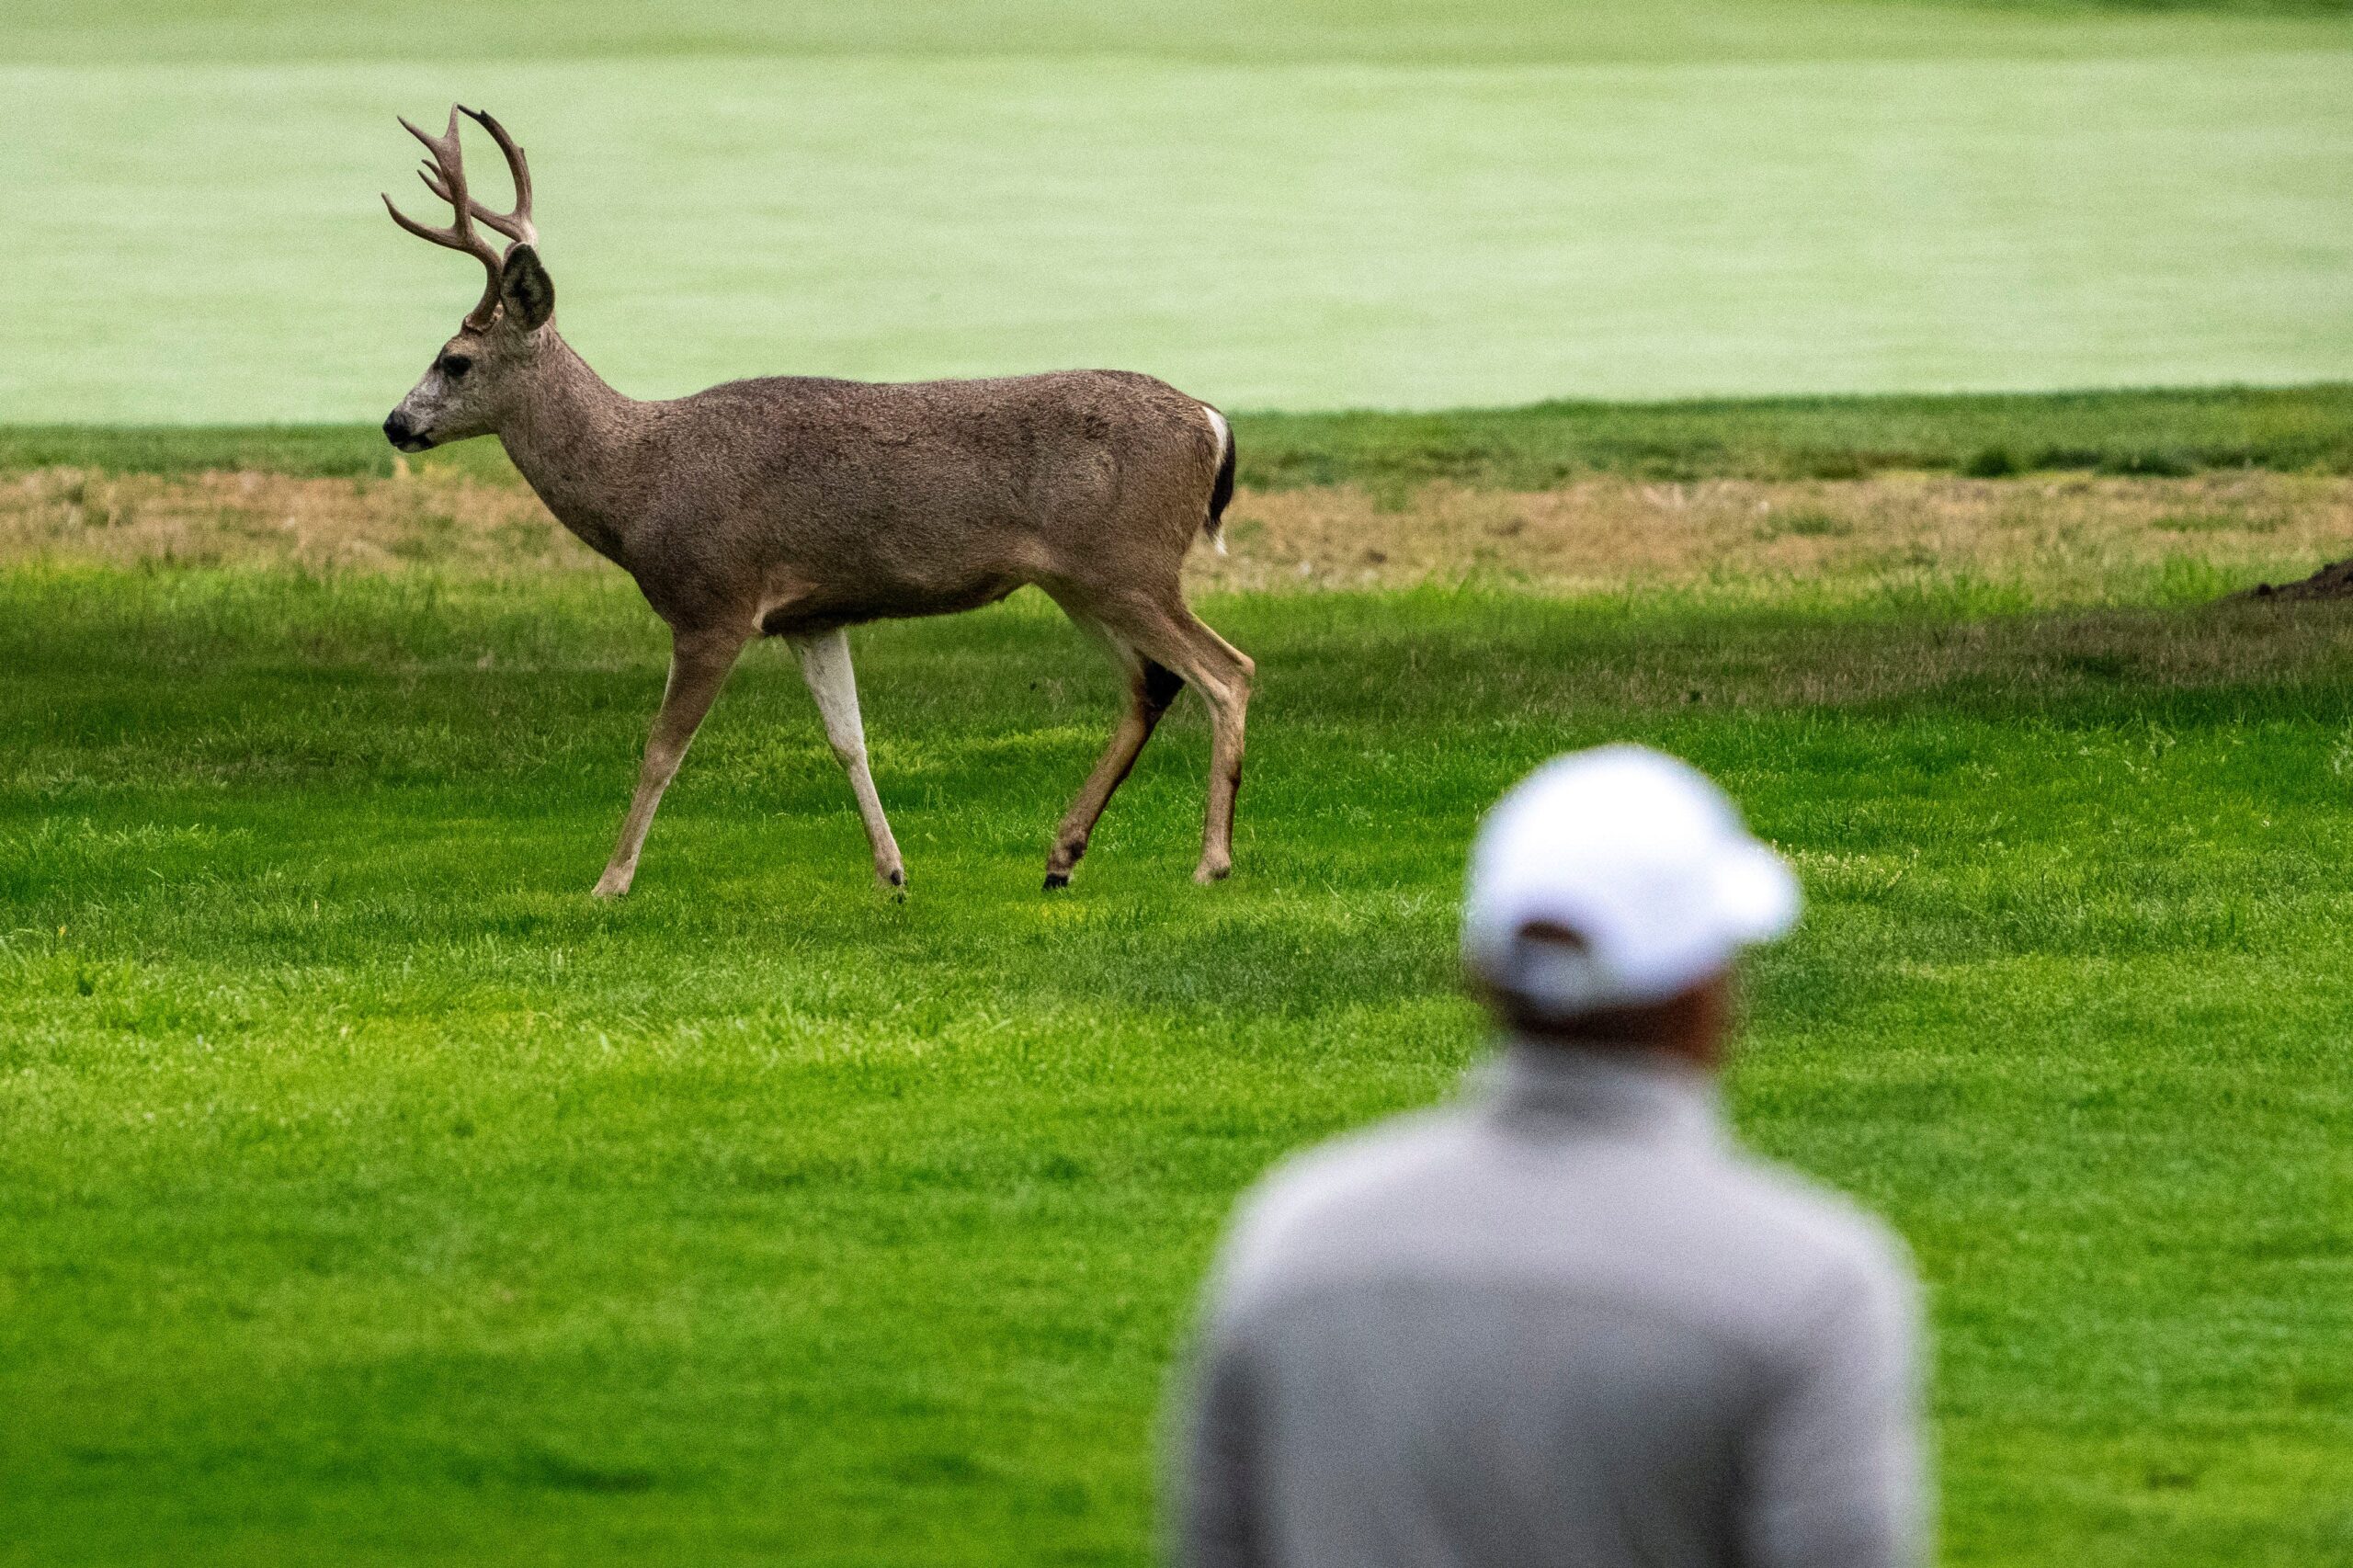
<box><xmin>381</xmin><ymin>107</ymin><xmax>555</xmax><ymax>452</ymax></box>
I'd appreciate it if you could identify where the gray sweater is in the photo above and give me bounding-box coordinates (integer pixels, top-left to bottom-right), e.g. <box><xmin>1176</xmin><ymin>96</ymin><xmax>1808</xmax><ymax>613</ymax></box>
<box><xmin>1174</xmin><ymin>1044</ymin><xmax>1927</xmax><ymax>1568</ymax></box>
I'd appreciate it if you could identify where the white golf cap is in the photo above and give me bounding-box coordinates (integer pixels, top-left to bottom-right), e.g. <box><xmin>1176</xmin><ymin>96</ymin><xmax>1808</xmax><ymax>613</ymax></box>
<box><xmin>1462</xmin><ymin>744</ymin><xmax>1801</xmax><ymax>1015</ymax></box>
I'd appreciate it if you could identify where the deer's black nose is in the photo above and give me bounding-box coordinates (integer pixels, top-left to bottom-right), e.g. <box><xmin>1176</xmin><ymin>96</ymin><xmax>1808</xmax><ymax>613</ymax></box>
<box><xmin>382</xmin><ymin>412</ymin><xmax>414</xmax><ymax>447</ymax></box>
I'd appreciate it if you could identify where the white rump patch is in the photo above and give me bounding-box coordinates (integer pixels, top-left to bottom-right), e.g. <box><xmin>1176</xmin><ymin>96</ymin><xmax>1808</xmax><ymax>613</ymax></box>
<box><xmin>1202</xmin><ymin>404</ymin><xmax>1232</xmax><ymax>554</ymax></box>
<box><xmin>1202</xmin><ymin>403</ymin><xmax>1231</xmax><ymax>453</ymax></box>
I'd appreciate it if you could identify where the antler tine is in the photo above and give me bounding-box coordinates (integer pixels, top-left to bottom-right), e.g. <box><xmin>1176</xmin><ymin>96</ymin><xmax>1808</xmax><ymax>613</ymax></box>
<box><xmin>418</xmin><ymin>166</ymin><xmax>536</xmax><ymax>249</ymax></box>
<box><xmin>381</xmin><ymin>106</ymin><xmax>505</xmax><ymax>329</ymax></box>
<box><xmin>457</xmin><ymin>106</ymin><xmax>536</xmax><ymax>246</ymax></box>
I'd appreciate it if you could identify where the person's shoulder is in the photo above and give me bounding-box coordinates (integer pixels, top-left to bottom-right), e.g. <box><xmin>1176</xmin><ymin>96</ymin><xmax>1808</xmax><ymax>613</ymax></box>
<box><xmin>1212</xmin><ymin>1107</ymin><xmax>1478</xmax><ymax>1293</ymax></box>
<box><xmin>1706</xmin><ymin>1146</ymin><xmax>1919</xmax><ymax>1303</ymax></box>
<box><xmin>1243</xmin><ymin>1106</ymin><xmax>1472</xmax><ymax>1231</ymax></box>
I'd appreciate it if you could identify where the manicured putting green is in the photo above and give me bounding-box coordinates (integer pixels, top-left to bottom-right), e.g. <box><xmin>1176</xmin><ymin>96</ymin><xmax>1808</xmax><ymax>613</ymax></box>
<box><xmin>4</xmin><ymin>2</ymin><xmax>2349</xmax><ymax>420</ymax></box>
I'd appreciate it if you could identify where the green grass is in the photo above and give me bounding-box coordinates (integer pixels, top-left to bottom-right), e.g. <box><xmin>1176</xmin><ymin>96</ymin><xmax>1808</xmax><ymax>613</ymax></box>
<box><xmin>10</xmin><ymin>382</ymin><xmax>2350</xmax><ymax>488</ymax></box>
<box><xmin>1246</xmin><ymin>384</ymin><xmax>2353</xmax><ymax>488</ymax></box>
<box><xmin>0</xmin><ymin>425</ymin><xmax>517</xmax><ymax>483</ymax></box>
<box><xmin>9</xmin><ymin>3</ymin><xmax>2353</xmax><ymax>1557</ymax></box>
<box><xmin>5</xmin><ymin>3</ymin><xmax>2349</xmax><ymax>419</ymax></box>
<box><xmin>13</xmin><ymin>0</ymin><xmax>2348</xmax><ymax>65</ymax></box>
<box><xmin>5</xmin><ymin>565</ymin><xmax>2352</xmax><ymax>1564</ymax></box>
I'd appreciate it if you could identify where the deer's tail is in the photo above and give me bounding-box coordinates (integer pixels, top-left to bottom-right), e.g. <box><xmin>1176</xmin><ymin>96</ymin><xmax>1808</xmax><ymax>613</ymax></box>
<box><xmin>1201</xmin><ymin>403</ymin><xmax>1235</xmax><ymax>556</ymax></box>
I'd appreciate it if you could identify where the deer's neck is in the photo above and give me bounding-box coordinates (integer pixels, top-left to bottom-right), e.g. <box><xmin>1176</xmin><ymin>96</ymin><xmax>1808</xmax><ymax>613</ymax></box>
<box><xmin>496</xmin><ymin>332</ymin><xmax>648</xmax><ymax>568</ymax></box>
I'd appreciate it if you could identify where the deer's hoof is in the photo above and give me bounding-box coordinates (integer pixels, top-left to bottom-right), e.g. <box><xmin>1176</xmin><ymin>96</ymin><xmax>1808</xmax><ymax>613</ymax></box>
<box><xmin>1193</xmin><ymin>859</ymin><xmax>1232</xmax><ymax>885</ymax></box>
<box><xmin>1042</xmin><ymin>870</ymin><xmax>1071</xmax><ymax>892</ymax></box>
<box><xmin>591</xmin><ymin>875</ymin><xmax>631</xmax><ymax>902</ymax></box>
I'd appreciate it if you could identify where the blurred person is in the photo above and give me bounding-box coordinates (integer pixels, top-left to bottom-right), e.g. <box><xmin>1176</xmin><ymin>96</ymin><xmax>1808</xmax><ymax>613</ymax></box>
<box><xmin>1172</xmin><ymin>744</ymin><xmax>1927</xmax><ymax>1568</ymax></box>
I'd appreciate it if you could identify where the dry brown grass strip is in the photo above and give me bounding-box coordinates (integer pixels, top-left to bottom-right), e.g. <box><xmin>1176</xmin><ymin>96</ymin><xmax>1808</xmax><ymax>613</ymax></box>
<box><xmin>1199</xmin><ymin>472</ymin><xmax>2353</xmax><ymax>600</ymax></box>
<box><xmin>0</xmin><ymin>468</ymin><xmax>597</xmax><ymax>576</ymax></box>
<box><xmin>7</xmin><ymin>465</ymin><xmax>2348</xmax><ymax>603</ymax></box>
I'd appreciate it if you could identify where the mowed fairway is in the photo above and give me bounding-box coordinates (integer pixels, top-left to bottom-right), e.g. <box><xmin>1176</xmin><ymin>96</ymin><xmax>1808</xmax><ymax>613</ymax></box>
<box><xmin>6</xmin><ymin>512</ymin><xmax>2353</xmax><ymax>1562</ymax></box>
<box><xmin>9</xmin><ymin>1</ymin><xmax>2353</xmax><ymax>1560</ymax></box>
<box><xmin>5</xmin><ymin>0</ymin><xmax>2352</xmax><ymax>419</ymax></box>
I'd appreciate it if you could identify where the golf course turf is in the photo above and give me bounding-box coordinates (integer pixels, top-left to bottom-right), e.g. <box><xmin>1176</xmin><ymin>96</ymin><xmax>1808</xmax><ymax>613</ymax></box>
<box><xmin>8</xmin><ymin>1</ymin><xmax>2351</xmax><ymax>420</ymax></box>
<box><xmin>6</xmin><ymin>416</ymin><xmax>2353</xmax><ymax>1560</ymax></box>
<box><xmin>10</xmin><ymin>383</ymin><xmax>2353</xmax><ymax>489</ymax></box>
<box><xmin>8</xmin><ymin>0</ymin><xmax>2353</xmax><ymax>1560</ymax></box>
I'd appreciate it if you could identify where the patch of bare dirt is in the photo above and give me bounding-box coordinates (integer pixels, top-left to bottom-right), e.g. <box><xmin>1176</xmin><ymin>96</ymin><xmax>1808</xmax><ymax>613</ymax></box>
<box><xmin>2237</xmin><ymin>557</ymin><xmax>2353</xmax><ymax>603</ymax></box>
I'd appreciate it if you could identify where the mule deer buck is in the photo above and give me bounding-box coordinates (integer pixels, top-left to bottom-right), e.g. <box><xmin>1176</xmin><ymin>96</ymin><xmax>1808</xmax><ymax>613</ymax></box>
<box><xmin>381</xmin><ymin>107</ymin><xmax>1250</xmax><ymax>898</ymax></box>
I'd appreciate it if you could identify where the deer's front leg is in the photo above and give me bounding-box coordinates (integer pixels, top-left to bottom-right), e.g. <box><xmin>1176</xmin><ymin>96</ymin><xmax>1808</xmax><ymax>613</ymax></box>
<box><xmin>592</xmin><ymin>630</ymin><xmax>746</xmax><ymax>900</ymax></box>
<box><xmin>789</xmin><ymin>628</ymin><xmax>905</xmax><ymax>891</ymax></box>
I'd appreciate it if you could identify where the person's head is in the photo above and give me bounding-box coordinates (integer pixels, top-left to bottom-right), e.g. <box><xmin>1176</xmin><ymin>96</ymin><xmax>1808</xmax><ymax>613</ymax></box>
<box><xmin>1461</xmin><ymin>745</ymin><xmax>1801</xmax><ymax>1070</ymax></box>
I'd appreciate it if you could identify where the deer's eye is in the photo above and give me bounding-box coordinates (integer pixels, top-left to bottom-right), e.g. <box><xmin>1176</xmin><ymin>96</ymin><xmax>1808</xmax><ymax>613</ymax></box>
<box><xmin>439</xmin><ymin>354</ymin><xmax>473</xmax><ymax>379</ymax></box>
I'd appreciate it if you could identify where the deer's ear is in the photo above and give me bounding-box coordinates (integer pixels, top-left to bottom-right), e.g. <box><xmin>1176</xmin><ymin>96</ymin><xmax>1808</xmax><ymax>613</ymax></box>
<box><xmin>499</xmin><ymin>244</ymin><xmax>555</xmax><ymax>331</ymax></box>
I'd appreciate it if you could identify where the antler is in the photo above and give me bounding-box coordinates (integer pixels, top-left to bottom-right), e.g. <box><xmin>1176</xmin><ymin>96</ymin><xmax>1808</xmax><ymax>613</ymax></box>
<box><xmin>419</xmin><ymin>107</ymin><xmax>536</xmax><ymax>247</ymax></box>
<box><xmin>381</xmin><ymin>106</ymin><xmax>530</xmax><ymax>330</ymax></box>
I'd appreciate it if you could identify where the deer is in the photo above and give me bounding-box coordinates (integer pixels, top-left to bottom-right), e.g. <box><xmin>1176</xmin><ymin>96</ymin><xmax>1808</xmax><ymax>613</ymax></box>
<box><xmin>379</xmin><ymin>107</ymin><xmax>1251</xmax><ymax>900</ymax></box>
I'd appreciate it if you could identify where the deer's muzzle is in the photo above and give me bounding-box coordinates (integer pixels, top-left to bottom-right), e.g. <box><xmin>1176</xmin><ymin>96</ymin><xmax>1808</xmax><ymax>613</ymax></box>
<box><xmin>382</xmin><ymin>412</ymin><xmax>432</xmax><ymax>452</ymax></box>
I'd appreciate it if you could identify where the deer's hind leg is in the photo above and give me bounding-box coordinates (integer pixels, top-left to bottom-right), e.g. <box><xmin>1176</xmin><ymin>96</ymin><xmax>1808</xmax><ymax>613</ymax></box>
<box><xmin>1041</xmin><ymin>608</ymin><xmax>1185</xmax><ymax>890</ymax></box>
<box><xmin>790</xmin><ymin>628</ymin><xmax>905</xmax><ymax>891</ymax></box>
<box><xmin>1092</xmin><ymin>596</ymin><xmax>1254</xmax><ymax>885</ymax></box>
